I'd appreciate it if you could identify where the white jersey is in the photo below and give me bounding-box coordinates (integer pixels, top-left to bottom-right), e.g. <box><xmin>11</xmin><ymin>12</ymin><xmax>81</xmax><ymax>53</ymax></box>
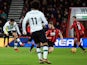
<box><xmin>3</xmin><ymin>21</ymin><xmax>21</xmax><ymax>35</ymax></box>
<box><xmin>22</xmin><ymin>10</ymin><xmax>48</xmax><ymax>33</ymax></box>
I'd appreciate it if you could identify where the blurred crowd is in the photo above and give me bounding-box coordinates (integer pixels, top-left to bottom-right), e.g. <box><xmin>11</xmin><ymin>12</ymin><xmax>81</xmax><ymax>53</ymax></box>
<box><xmin>0</xmin><ymin>0</ymin><xmax>87</xmax><ymax>37</ymax></box>
<box><xmin>21</xmin><ymin>0</ymin><xmax>87</xmax><ymax>37</ymax></box>
<box><xmin>0</xmin><ymin>0</ymin><xmax>11</xmax><ymax>35</ymax></box>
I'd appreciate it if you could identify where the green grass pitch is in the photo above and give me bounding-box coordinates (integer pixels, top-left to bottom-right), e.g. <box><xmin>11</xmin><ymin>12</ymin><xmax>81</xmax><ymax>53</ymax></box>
<box><xmin>0</xmin><ymin>47</ymin><xmax>87</xmax><ymax>65</ymax></box>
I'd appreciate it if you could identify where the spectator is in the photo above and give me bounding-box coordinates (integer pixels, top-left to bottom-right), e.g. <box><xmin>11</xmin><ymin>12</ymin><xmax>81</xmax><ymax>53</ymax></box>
<box><xmin>42</xmin><ymin>0</ymin><xmax>47</xmax><ymax>7</ymax></box>
<box><xmin>22</xmin><ymin>0</ymin><xmax>87</xmax><ymax>37</ymax></box>
<box><xmin>49</xmin><ymin>14</ymin><xmax>56</xmax><ymax>25</ymax></box>
<box><xmin>2</xmin><ymin>2</ymin><xmax>9</xmax><ymax>13</ymax></box>
<box><xmin>55</xmin><ymin>22</ymin><xmax>60</xmax><ymax>29</ymax></box>
<box><xmin>57</xmin><ymin>14</ymin><xmax>62</xmax><ymax>24</ymax></box>
<box><xmin>0</xmin><ymin>11</ymin><xmax>7</xmax><ymax>20</ymax></box>
<box><xmin>60</xmin><ymin>18</ymin><xmax>67</xmax><ymax>37</ymax></box>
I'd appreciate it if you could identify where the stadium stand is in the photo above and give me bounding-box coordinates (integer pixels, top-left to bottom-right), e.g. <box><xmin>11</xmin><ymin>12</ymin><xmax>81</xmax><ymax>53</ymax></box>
<box><xmin>0</xmin><ymin>0</ymin><xmax>11</xmax><ymax>37</ymax></box>
<box><xmin>22</xmin><ymin>0</ymin><xmax>87</xmax><ymax>37</ymax></box>
<box><xmin>0</xmin><ymin>0</ymin><xmax>87</xmax><ymax>37</ymax></box>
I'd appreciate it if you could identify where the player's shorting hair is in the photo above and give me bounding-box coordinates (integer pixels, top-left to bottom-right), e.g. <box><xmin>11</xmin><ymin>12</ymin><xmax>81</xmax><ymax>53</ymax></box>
<box><xmin>10</xmin><ymin>19</ymin><xmax>14</xmax><ymax>22</ymax></box>
<box><xmin>73</xmin><ymin>16</ymin><xmax>76</xmax><ymax>19</ymax></box>
<box><xmin>31</xmin><ymin>1</ymin><xmax>40</xmax><ymax>9</ymax></box>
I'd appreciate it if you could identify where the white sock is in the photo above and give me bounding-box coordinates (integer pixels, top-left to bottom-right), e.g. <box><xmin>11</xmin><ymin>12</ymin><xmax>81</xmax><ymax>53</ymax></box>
<box><xmin>36</xmin><ymin>48</ymin><xmax>42</xmax><ymax>60</ymax></box>
<box><xmin>17</xmin><ymin>38</ymin><xmax>22</xmax><ymax>45</ymax></box>
<box><xmin>14</xmin><ymin>43</ymin><xmax>18</xmax><ymax>49</ymax></box>
<box><xmin>43</xmin><ymin>46</ymin><xmax>48</xmax><ymax>59</ymax></box>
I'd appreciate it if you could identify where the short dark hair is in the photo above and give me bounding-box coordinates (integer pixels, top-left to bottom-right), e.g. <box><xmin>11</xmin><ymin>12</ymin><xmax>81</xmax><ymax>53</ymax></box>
<box><xmin>73</xmin><ymin>16</ymin><xmax>76</xmax><ymax>19</ymax></box>
<box><xmin>31</xmin><ymin>2</ymin><xmax>40</xmax><ymax>9</ymax></box>
<box><xmin>10</xmin><ymin>19</ymin><xmax>14</xmax><ymax>22</ymax></box>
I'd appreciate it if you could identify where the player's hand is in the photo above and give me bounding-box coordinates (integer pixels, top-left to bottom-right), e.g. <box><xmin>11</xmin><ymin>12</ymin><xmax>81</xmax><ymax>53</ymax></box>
<box><xmin>23</xmin><ymin>31</ymin><xmax>27</xmax><ymax>35</ymax></box>
<box><xmin>6</xmin><ymin>34</ymin><xmax>9</xmax><ymax>36</ymax></box>
<box><xmin>19</xmin><ymin>34</ymin><xmax>21</xmax><ymax>37</ymax></box>
<box><xmin>82</xmin><ymin>31</ymin><xmax>84</xmax><ymax>34</ymax></box>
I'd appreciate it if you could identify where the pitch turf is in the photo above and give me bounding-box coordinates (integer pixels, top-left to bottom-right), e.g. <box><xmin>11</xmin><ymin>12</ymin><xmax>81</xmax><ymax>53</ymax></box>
<box><xmin>0</xmin><ymin>47</ymin><xmax>87</xmax><ymax>65</ymax></box>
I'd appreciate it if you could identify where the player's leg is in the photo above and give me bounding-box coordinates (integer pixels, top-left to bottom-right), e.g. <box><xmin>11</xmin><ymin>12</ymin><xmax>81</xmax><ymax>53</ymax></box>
<box><xmin>30</xmin><ymin>41</ymin><xmax>35</xmax><ymax>52</ymax></box>
<box><xmin>42</xmin><ymin>42</ymin><xmax>51</xmax><ymax>64</ymax></box>
<box><xmin>48</xmin><ymin>41</ymin><xmax>54</xmax><ymax>53</ymax></box>
<box><xmin>36</xmin><ymin>43</ymin><xmax>44</xmax><ymax>64</ymax></box>
<box><xmin>16</xmin><ymin>38</ymin><xmax>24</xmax><ymax>46</ymax></box>
<box><xmin>78</xmin><ymin>43</ymin><xmax>85</xmax><ymax>51</ymax></box>
<box><xmin>13</xmin><ymin>32</ymin><xmax>24</xmax><ymax>47</ymax></box>
<box><xmin>77</xmin><ymin>37</ymin><xmax>86</xmax><ymax>52</ymax></box>
<box><xmin>28</xmin><ymin>36</ymin><xmax>35</xmax><ymax>52</ymax></box>
<box><xmin>73</xmin><ymin>38</ymin><xmax>77</xmax><ymax>48</ymax></box>
<box><xmin>3</xmin><ymin>34</ymin><xmax>6</xmax><ymax>46</ymax></box>
<box><xmin>7</xmin><ymin>35</ymin><xmax>9</xmax><ymax>47</ymax></box>
<box><xmin>76</xmin><ymin>37</ymin><xmax>85</xmax><ymax>51</ymax></box>
<box><xmin>32</xmin><ymin>32</ymin><xmax>43</xmax><ymax>63</ymax></box>
<box><xmin>49</xmin><ymin>47</ymin><xmax>54</xmax><ymax>53</ymax></box>
<box><xmin>4</xmin><ymin>33</ymin><xmax>10</xmax><ymax>47</ymax></box>
<box><xmin>12</xmin><ymin>32</ymin><xmax>19</xmax><ymax>52</ymax></box>
<box><xmin>39</xmin><ymin>30</ymin><xmax>51</xmax><ymax>64</ymax></box>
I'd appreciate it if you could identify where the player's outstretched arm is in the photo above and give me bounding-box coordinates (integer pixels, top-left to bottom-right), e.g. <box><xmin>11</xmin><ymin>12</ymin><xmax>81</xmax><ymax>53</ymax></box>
<box><xmin>59</xmin><ymin>31</ymin><xmax>63</xmax><ymax>43</ymax></box>
<box><xmin>41</xmin><ymin>12</ymin><xmax>48</xmax><ymax>26</ymax></box>
<box><xmin>15</xmin><ymin>22</ymin><xmax>21</xmax><ymax>35</ymax></box>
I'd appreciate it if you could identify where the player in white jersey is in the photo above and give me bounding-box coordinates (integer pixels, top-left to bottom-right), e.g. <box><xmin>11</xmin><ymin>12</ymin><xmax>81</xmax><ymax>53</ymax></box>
<box><xmin>22</xmin><ymin>2</ymin><xmax>51</xmax><ymax>64</ymax></box>
<box><xmin>3</xmin><ymin>19</ymin><xmax>24</xmax><ymax>52</ymax></box>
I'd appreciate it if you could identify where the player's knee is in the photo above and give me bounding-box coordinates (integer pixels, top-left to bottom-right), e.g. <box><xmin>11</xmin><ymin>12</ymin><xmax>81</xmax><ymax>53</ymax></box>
<box><xmin>49</xmin><ymin>50</ymin><xmax>53</xmax><ymax>53</ymax></box>
<box><xmin>14</xmin><ymin>35</ymin><xmax>18</xmax><ymax>39</ymax></box>
<box><xmin>40</xmin><ymin>43</ymin><xmax>43</xmax><ymax>47</ymax></box>
<box><xmin>43</xmin><ymin>42</ymin><xmax>48</xmax><ymax>46</ymax></box>
<box><xmin>48</xmin><ymin>47</ymin><xmax>54</xmax><ymax>53</ymax></box>
<box><xmin>13</xmin><ymin>33</ymin><xmax>18</xmax><ymax>38</ymax></box>
<box><xmin>37</xmin><ymin>44</ymin><xmax>41</xmax><ymax>48</ymax></box>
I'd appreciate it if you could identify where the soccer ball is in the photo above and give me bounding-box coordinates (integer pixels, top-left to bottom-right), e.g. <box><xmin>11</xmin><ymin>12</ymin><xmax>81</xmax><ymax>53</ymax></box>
<box><xmin>71</xmin><ymin>48</ymin><xmax>77</xmax><ymax>53</ymax></box>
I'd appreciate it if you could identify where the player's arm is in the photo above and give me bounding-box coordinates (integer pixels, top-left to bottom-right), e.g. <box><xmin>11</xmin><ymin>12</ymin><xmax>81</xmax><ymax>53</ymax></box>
<box><xmin>15</xmin><ymin>22</ymin><xmax>21</xmax><ymax>35</ymax></box>
<box><xmin>3</xmin><ymin>23</ymin><xmax>9</xmax><ymax>36</ymax></box>
<box><xmin>46</xmin><ymin>30</ymin><xmax>51</xmax><ymax>39</ymax></box>
<box><xmin>80</xmin><ymin>23</ymin><xmax>85</xmax><ymax>34</ymax></box>
<box><xmin>41</xmin><ymin>12</ymin><xmax>48</xmax><ymax>26</ymax></box>
<box><xmin>81</xmin><ymin>23</ymin><xmax>85</xmax><ymax>31</ymax></box>
<box><xmin>59</xmin><ymin>31</ymin><xmax>63</xmax><ymax>39</ymax></box>
<box><xmin>58</xmin><ymin>30</ymin><xmax>63</xmax><ymax>43</ymax></box>
<box><xmin>70</xmin><ymin>25</ymin><xmax>74</xmax><ymax>29</ymax></box>
<box><xmin>22</xmin><ymin>13</ymin><xmax>29</xmax><ymax>34</ymax></box>
<box><xmin>70</xmin><ymin>21</ymin><xmax>75</xmax><ymax>29</ymax></box>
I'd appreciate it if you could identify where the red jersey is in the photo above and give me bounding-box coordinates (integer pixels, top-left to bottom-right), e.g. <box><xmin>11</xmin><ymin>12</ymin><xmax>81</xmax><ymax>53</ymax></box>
<box><xmin>70</xmin><ymin>20</ymin><xmax>85</xmax><ymax>38</ymax></box>
<box><xmin>46</xmin><ymin>28</ymin><xmax>60</xmax><ymax>42</ymax></box>
<box><xmin>27</xmin><ymin>25</ymin><xmax>31</xmax><ymax>33</ymax></box>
